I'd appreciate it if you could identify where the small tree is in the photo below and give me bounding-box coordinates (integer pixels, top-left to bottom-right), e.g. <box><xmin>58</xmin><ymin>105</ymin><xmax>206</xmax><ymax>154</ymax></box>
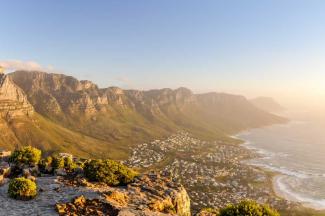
<box><xmin>8</xmin><ymin>177</ymin><xmax>37</xmax><ymax>200</ymax></box>
<box><xmin>9</xmin><ymin>146</ymin><xmax>42</xmax><ymax>166</ymax></box>
<box><xmin>219</xmin><ymin>200</ymin><xmax>280</xmax><ymax>216</ymax></box>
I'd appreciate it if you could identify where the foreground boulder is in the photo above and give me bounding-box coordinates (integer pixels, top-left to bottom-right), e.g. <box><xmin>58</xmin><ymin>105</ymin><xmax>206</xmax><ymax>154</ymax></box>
<box><xmin>56</xmin><ymin>195</ymin><xmax>120</xmax><ymax>216</ymax></box>
<box><xmin>0</xmin><ymin>161</ymin><xmax>10</xmax><ymax>175</ymax></box>
<box><xmin>115</xmin><ymin>173</ymin><xmax>190</xmax><ymax>216</ymax></box>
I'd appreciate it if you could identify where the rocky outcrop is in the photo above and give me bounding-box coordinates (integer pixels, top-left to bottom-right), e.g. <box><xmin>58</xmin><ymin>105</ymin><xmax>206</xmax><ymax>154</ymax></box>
<box><xmin>0</xmin><ymin>174</ymin><xmax>191</xmax><ymax>215</ymax></box>
<box><xmin>57</xmin><ymin>173</ymin><xmax>191</xmax><ymax>216</ymax></box>
<box><xmin>0</xmin><ymin>73</ymin><xmax>33</xmax><ymax>118</ymax></box>
<box><xmin>126</xmin><ymin>173</ymin><xmax>191</xmax><ymax>216</ymax></box>
<box><xmin>56</xmin><ymin>195</ymin><xmax>171</xmax><ymax>216</ymax></box>
<box><xmin>56</xmin><ymin>195</ymin><xmax>120</xmax><ymax>216</ymax></box>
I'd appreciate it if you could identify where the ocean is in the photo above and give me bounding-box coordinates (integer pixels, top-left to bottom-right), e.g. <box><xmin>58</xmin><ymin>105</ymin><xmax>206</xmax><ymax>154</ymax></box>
<box><xmin>236</xmin><ymin>112</ymin><xmax>325</xmax><ymax>209</ymax></box>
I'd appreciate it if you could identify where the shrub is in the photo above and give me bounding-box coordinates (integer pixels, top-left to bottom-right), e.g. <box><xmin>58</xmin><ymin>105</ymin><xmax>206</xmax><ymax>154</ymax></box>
<box><xmin>84</xmin><ymin>159</ymin><xmax>138</xmax><ymax>186</ymax></box>
<box><xmin>9</xmin><ymin>146</ymin><xmax>42</xmax><ymax>166</ymax></box>
<box><xmin>8</xmin><ymin>177</ymin><xmax>37</xmax><ymax>200</ymax></box>
<box><xmin>64</xmin><ymin>157</ymin><xmax>77</xmax><ymax>172</ymax></box>
<box><xmin>38</xmin><ymin>156</ymin><xmax>53</xmax><ymax>173</ymax></box>
<box><xmin>52</xmin><ymin>156</ymin><xmax>65</xmax><ymax>170</ymax></box>
<box><xmin>219</xmin><ymin>200</ymin><xmax>280</xmax><ymax>216</ymax></box>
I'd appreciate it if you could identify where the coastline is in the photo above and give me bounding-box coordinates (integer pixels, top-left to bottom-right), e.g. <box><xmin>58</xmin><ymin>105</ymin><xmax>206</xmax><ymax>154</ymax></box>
<box><xmin>235</xmin><ymin>124</ymin><xmax>325</xmax><ymax>212</ymax></box>
<box><xmin>232</xmin><ymin>131</ymin><xmax>292</xmax><ymax>206</ymax></box>
<box><xmin>238</xmin><ymin>133</ymin><xmax>292</xmax><ymax>205</ymax></box>
<box><xmin>272</xmin><ymin>175</ymin><xmax>299</xmax><ymax>203</ymax></box>
<box><xmin>273</xmin><ymin>175</ymin><xmax>325</xmax><ymax>211</ymax></box>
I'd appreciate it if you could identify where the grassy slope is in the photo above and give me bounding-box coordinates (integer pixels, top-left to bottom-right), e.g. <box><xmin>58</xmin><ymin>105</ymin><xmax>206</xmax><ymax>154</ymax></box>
<box><xmin>0</xmin><ymin>113</ymin><xmax>128</xmax><ymax>160</ymax></box>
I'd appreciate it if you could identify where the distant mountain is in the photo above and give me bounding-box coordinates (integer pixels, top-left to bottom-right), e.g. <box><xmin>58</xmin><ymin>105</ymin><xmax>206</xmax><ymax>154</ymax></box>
<box><xmin>0</xmin><ymin>70</ymin><xmax>287</xmax><ymax>159</ymax></box>
<box><xmin>250</xmin><ymin>97</ymin><xmax>285</xmax><ymax>113</ymax></box>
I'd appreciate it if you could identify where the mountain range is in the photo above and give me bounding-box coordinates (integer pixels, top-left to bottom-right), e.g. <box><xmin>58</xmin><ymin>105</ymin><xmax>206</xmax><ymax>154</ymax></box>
<box><xmin>0</xmin><ymin>70</ymin><xmax>286</xmax><ymax>159</ymax></box>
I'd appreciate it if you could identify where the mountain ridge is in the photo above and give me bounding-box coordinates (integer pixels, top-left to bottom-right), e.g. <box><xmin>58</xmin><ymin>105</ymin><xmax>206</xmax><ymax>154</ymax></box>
<box><xmin>0</xmin><ymin>70</ymin><xmax>287</xmax><ymax>159</ymax></box>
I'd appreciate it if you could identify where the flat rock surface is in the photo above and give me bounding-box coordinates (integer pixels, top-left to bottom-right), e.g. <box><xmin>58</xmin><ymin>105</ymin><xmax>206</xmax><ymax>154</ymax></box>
<box><xmin>0</xmin><ymin>176</ymin><xmax>99</xmax><ymax>216</ymax></box>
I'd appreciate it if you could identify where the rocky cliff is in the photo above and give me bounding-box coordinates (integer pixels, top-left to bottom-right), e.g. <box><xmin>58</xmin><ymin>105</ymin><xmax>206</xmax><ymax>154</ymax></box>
<box><xmin>0</xmin><ymin>73</ymin><xmax>33</xmax><ymax>118</ymax></box>
<box><xmin>58</xmin><ymin>172</ymin><xmax>191</xmax><ymax>215</ymax></box>
<box><xmin>0</xmin><ymin>73</ymin><xmax>120</xmax><ymax>158</ymax></box>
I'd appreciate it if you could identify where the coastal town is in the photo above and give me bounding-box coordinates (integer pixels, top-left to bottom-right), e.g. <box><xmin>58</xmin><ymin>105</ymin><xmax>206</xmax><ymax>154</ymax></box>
<box><xmin>124</xmin><ymin>131</ymin><xmax>292</xmax><ymax>212</ymax></box>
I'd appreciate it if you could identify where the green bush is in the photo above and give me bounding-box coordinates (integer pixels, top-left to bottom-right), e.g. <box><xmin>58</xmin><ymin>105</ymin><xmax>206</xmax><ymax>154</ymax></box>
<box><xmin>219</xmin><ymin>200</ymin><xmax>280</xmax><ymax>216</ymax></box>
<box><xmin>64</xmin><ymin>157</ymin><xmax>77</xmax><ymax>172</ymax></box>
<box><xmin>9</xmin><ymin>146</ymin><xmax>42</xmax><ymax>166</ymax></box>
<box><xmin>8</xmin><ymin>177</ymin><xmax>37</xmax><ymax>200</ymax></box>
<box><xmin>84</xmin><ymin>159</ymin><xmax>138</xmax><ymax>186</ymax></box>
<box><xmin>38</xmin><ymin>156</ymin><xmax>53</xmax><ymax>173</ymax></box>
<box><xmin>52</xmin><ymin>156</ymin><xmax>65</xmax><ymax>170</ymax></box>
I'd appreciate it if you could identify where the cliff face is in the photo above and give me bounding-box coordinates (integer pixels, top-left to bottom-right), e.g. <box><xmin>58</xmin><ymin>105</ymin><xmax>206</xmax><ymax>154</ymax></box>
<box><xmin>128</xmin><ymin>173</ymin><xmax>191</xmax><ymax>216</ymax></box>
<box><xmin>0</xmin><ymin>73</ymin><xmax>33</xmax><ymax>118</ymax></box>
<box><xmin>0</xmin><ymin>74</ymin><xmax>122</xmax><ymax>158</ymax></box>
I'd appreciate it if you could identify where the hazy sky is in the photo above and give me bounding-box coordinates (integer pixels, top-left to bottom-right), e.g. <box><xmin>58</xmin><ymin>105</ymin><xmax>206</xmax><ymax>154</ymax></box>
<box><xmin>1</xmin><ymin>0</ymin><xmax>325</xmax><ymax>107</ymax></box>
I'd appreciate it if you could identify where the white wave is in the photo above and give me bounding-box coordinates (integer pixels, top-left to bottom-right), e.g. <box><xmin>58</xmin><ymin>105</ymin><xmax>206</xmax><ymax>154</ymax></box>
<box><xmin>248</xmin><ymin>162</ymin><xmax>309</xmax><ymax>179</ymax></box>
<box><xmin>242</xmin><ymin>139</ymin><xmax>277</xmax><ymax>158</ymax></box>
<box><xmin>231</xmin><ymin>131</ymin><xmax>252</xmax><ymax>139</ymax></box>
<box><xmin>275</xmin><ymin>176</ymin><xmax>325</xmax><ymax>209</ymax></box>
